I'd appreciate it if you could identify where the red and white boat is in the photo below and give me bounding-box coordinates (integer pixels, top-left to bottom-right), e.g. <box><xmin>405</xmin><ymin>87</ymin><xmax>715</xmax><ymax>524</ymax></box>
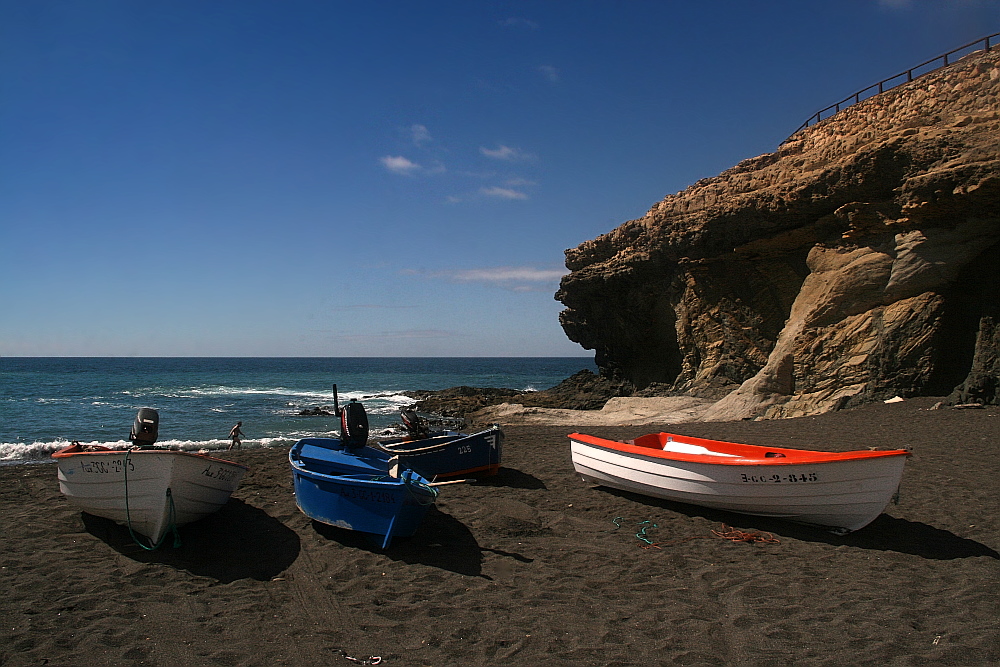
<box><xmin>569</xmin><ymin>431</ymin><xmax>910</xmax><ymax>534</ymax></box>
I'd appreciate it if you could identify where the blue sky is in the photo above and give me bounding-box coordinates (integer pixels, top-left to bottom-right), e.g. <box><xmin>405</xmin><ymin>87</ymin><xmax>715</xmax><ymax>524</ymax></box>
<box><xmin>1</xmin><ymin>1</ymin><xmax>997</xmax><ymax>357</ymax></box>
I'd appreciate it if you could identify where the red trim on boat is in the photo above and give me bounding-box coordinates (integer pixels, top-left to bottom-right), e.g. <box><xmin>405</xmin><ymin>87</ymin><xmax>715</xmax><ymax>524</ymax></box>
<box><xmin>568</xmin><ymin>432</ymin><xmax>910</xmax><ymax>466</ymax></box>
<box><xmin>51</xmin><ymin>444</ymin><xmax>249</xmax><ymax>469</ymax></box>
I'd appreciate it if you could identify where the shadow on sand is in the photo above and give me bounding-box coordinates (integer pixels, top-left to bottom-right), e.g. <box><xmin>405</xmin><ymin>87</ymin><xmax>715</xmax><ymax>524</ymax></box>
<box><xmin>601</xmin><ymin>487</ymin><xmax>999</xmax><ymax>560</ymax></box>
<box><xmin>468</xmin><ymin>466</ymin><xmax>546</xmax><ymax>490</ymax></box>
<box><xmin>82</xmin><ymin>498</ymin><xmax>301</xmax><ymax>582</ymax></box>
<box><xmin>312</xmin><ymin>505</ymin><xmax>488</xmax><ymax>576</ymax></box>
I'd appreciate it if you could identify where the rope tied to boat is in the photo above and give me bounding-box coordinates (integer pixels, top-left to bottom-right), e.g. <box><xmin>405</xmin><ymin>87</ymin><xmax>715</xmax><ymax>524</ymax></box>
<box><xmin>368</xmin><ymin>474</ymin><xmax>439</xmax><ymax>506</ymax></box>
<box><xmin>123</xmin><ymin>449</ymin><xmax>182</xmax><ymax>550</ymax></box>
<box><xmin>402</xmin><ymin>475</ymin><xmax>439</xmax><ymax>506</ymax></box>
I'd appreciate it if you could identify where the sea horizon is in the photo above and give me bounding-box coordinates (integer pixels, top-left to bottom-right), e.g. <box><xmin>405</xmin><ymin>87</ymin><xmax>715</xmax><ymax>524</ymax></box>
<box><xmin>1</xmin><ymin>356</ymin><xmax>597</xmax><ymax>465</ymax></box>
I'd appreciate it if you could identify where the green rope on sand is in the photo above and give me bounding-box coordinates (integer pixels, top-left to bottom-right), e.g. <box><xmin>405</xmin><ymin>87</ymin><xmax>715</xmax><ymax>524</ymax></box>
<box><xmin>635</xmin><ymin>519</ymin><xmax>658</xmax><ymax>545</ymax></box>
<box><xmin>610</xmin><ymin>517</ymin><xmax>658</xmax><ymax>544</ymax></box>
<box><xmin>124</xmin><ymin>450</ymin><xmax>182</xmax><ymax>550</ymax></box>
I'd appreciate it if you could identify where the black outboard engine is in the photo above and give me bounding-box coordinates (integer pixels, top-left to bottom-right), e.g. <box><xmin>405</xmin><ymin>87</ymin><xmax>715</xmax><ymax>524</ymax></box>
<box><xmin>340</xmin><ymin>399</ymin><xmax>369</xmax><ymax>450</ymax></box>
<box><xmin>400</xmin><ymin>408</ymin><xmax>430</xmax><ymax>439</ymax></box>
<box><xmin>129</xmin><ymin>407</ymin><xmax>160</xmax><ymax>447</ymax></box>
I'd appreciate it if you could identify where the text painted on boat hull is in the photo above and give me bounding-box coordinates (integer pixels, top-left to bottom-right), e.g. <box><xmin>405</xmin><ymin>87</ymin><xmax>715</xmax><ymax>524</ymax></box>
<box><xmin>740</xmin><ymin>472</ymin><xmax>819</xmax><ymax>484</ymax></box>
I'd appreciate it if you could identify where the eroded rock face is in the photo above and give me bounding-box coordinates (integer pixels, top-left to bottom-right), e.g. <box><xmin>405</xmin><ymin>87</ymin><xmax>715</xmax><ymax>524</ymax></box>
<box><xmin>557</xmin><ymin>48</ymin><xmax>1000</xmax><ymax>419</ymax></box>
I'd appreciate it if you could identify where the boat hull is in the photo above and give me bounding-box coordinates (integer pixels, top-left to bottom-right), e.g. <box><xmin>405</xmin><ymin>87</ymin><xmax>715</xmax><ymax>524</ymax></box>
<box><xmin>53</xmin><ymin>445</ymin><xmax>248</xmax><ymax>545</ymax></box>
<box><xmin>371</xmin><ymin>426</ymin><xmax>503</xmax><ymax>479</ymax></box>
<box><xmin>289</xmin><ymin>438</ymin><xmax>436</xmax><ymax>548</ymax></box>
<box><xmin>569</xmin><ymin>432</ymin><xmax>909</xmax><ymax>534</ymax></box>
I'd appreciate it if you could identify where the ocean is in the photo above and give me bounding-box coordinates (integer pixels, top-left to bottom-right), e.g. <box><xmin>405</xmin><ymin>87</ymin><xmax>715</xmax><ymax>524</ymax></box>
<box><xmin>0</xmin><ymin>357</ymin><xmax>596</xmax><ymax>465</ymax></box>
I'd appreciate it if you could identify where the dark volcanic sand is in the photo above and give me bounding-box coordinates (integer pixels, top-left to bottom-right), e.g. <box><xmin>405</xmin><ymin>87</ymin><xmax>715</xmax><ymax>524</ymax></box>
<box><xmin>2</xmin><ymin>397</ymin><xmax>999</xmax><ymax>666</ymax></box>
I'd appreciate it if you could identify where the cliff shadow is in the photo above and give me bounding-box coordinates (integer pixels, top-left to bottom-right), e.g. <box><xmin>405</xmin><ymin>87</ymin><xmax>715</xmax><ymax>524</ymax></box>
<box><xmin>82</xmin><ymin>498</ymin><xmax>301</xmax><ymax>582</ymax></box>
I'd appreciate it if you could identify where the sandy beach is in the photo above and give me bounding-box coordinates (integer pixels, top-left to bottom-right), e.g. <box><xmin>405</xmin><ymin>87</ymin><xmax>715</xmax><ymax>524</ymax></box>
<box><xmin>3</xmin><ymin>396</ymin><xmax>999</xmax><ymax>666</ymax></box>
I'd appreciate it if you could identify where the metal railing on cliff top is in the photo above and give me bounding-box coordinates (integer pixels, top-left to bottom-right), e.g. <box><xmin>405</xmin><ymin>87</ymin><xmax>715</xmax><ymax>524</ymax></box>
<box><xmin>788</xmin><ymin>32</ymin><xmax>999</xmax><ymax>139</ymax></box>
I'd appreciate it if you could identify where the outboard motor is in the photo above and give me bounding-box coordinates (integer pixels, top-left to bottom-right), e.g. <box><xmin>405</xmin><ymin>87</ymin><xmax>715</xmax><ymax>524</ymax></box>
<box><xmin>340</xmin><ymin>398</ymin><xmax>369</xmax><ymax>450</ymax></box>
<box><xmin>400</xmin><ymin>408</ymin><xmax>430</xmax><ymax>440</ymax></box>
<box><xmin>129</xmin><ymin>407</ymin><xmax>160</xmax><ymax>447</ymax></box>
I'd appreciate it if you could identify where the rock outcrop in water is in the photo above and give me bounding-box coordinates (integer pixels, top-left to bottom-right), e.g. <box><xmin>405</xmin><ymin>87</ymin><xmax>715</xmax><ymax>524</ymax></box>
<box><xmin>406</xmin><ymin>370</ymin><xmax>635</xmax><ymax>415</ymax></box>
<box><xmin>557</xmin><ymin>47</ymin><xmax>1000</xmax><ymax>420</ymax></box>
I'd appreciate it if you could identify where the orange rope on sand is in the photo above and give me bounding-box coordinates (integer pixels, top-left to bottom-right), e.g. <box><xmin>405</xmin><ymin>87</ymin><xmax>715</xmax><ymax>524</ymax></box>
<box><xmin>635</xmin><ymin>523</ymin><xmax>780</xmax><ymax>549</ymax></box>
<box><xmin>711</xmin><ymin>524</ymin><xmax>780</xmax><ymax>544</ymax></box>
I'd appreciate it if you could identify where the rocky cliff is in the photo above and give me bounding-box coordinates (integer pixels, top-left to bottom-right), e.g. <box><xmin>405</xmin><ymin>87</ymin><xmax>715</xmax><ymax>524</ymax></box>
<box><xmin>557</xmin><ymin>47</ymin><xmax>1000</xmax><ymax>420</ymax></box>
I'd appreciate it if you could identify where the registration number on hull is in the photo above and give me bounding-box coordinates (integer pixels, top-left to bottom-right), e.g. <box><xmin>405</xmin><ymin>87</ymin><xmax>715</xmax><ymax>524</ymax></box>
<box><xmin>77</xmin><ymin>458</ymin><xmax>135</xmax><ymax>475</ymax></box>
<box><xmin>740</xmin><ymin>472</ymin><xmax>818</xmax><ymax>484</ymax></box>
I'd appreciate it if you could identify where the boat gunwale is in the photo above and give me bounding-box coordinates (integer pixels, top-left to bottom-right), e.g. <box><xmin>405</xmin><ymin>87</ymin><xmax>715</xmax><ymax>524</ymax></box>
<box><xmin>289</xmin><ymin>443</ymin><xmax>434</xmax><ymax>490</ymax></box>
<box><xmin>52</xmin><ymin>443</ymin><xmax>249</xmax><ymax>471</ymax></box>
<box><xmin>372</xmin><ymin>426</ymin><xmax>501</xmax><ymax>455</ymax></box>
<box><xmin>371</xmin><ymin>435</ymin><xmax>465</xmax><ymax>455</ymax></box>
<box><xmin>569</xmin><ymin>432</ymin><xmax>911</xmax><ymax>467</ymax></box>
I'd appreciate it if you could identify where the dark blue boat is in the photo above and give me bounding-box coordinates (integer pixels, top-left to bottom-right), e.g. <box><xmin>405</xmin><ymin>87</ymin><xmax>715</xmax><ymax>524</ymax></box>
<box><xmin>370</xmin><ymin>413</ymin><xmax>503</xmax><ymax>480</ymax></box>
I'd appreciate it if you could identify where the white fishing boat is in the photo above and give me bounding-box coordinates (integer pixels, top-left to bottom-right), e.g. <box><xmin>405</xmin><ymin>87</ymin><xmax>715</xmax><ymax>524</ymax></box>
<box><xmin>53</xmin><ymin>408</ymin><xmax>248</xmax><ymax>547</ymax></box>
<box><xmin>569</xmin><ymin>431</ymin><xmax>910</xmax><ymax>534</ymax></box>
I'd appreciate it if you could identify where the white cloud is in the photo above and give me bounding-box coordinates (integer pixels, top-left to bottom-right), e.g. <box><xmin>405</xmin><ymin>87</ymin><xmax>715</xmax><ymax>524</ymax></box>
<box><xmin>411</xmin><ymin>124</ymin><xmax>432</xmax><ymax>146</ymax></box>
<box><xmin>447</xmin><ymin>176</ymin><xmax>535</xmax><ymax>203</ymax></box>
<box><xmin>376</xmin><ymin>329</ymin><xmax>461</xmax><ymax>340</ymax></box>
<box><xmin>480</xmin><ymin>186</ymin><xmax>528</xmax><ymax>200</ymax></box>
<box><xmin>480</xmin><ymin>144</ymin><xmax>533</xmax><ymax>161</ymax></box>
<box><xmin>504</xmin><ymin>177</ymin><xmax>537</xmax><ymax>187</ymax></box>
<box><xmin>402</xmin><ymin>265</ymin><xmax>567</xmax><ymax>291</ymax></box>
<box><xmin>319</xmin><ymin>329</ymin><xmax>464</xmax><ymax>344</ymax></box>
<box><xmin>380</xmin><ymin>155</ymin><xmax>422</xmax><ymax>175</ymax></box>
<box><xmin>451</xmin><ymin>267</ymin><xmax>567</xmax><ymax>283</ymax></box>
<box><xmin>423</xmin><ymin>161</ymin><xmax>446</xmax><ymax>175</ymax></box>
<box><xmin>340</xmin><ymin>304</ymin><xmax>418</xmax><ymax>310</ymax></box>
<box><xmin>538</xmin><ymin>65</ymin><xmax>559</xmax><ymax>82</ymax></box>
<box><xmin>500</xmin><ymin>17</ymin><xmax>539</xmax><ymax>30</ymax></box>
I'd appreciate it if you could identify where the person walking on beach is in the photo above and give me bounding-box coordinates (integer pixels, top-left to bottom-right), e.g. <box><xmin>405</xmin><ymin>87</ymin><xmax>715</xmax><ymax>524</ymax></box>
<box><xmin>228</xmin><ymin>421</ymin><xmax>244</xmax><ymax>450</ymax></box>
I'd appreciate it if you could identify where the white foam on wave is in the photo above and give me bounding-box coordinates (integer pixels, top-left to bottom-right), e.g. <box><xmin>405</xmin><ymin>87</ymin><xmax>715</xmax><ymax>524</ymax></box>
<box><xmin>159</xmin><ymin>385</ymin><xmax>342</xmax><ymax>401</ymax></box>
<box><xmin>154</xmin><ymin>437</ymin><xmax>297</xmax><ymax>452</ymax></box>
<box><xmin>0</xmin><ymin>439</ymin><xmax>80</xmax><ymax>462</ymax></box>
<box><xmin>330</xmin><ymin>392</ymin><xmax>415</xmax><ymax>413</ymax></box>
<box><xmin>0</xmin><ymin>436</ymin><xmax>301</xmax><ymax>464</ymax></box>
<box><xmin>275</xmin><ymin>390</ymin><xmax>415</xmax><ymax>417</ymax></box>
<box><xmin>73</xmin><ymin>385</ymin><xmax>419</xmax><ymax>410</ymax></box>
<box><xmin>0</xmin><ymin>423</ymin><xmax>414</xmax><ymax>464</ymax></box>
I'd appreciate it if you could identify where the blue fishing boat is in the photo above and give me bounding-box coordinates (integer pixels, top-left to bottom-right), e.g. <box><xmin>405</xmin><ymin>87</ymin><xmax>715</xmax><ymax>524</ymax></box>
<box><xmin>369</xmin><ymin>409</ymin><xmax>503</xmax><ymax>480</ymax></box>
<box><xmin>289</xmin><ymin>389</ymin><xmax>438</xmax><ymax>548</ymax></box>
<box><xmin>289</xmin><ymin>439</ymin><xmax>437</xmax><ymax>549</ymax></box>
